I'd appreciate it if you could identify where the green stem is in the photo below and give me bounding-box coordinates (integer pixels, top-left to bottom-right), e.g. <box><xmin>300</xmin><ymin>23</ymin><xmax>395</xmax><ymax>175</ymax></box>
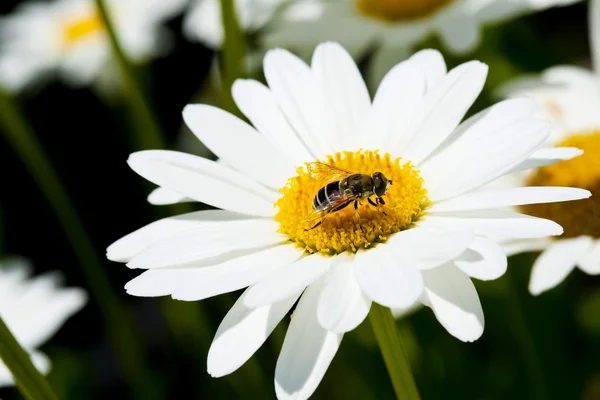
<box><xmin>219</xmin><ymin>0</ymin><xmax>246</xmax><ymax>115</ymax></box>
<box><xmin>505</xmin><ymin>265</ymin><xmax>550</xmax><ymax>400</ymax></box>
<box><xmin>0</xmin><ymin>91</ymin><xmax>153</xmax><ymax>397</ymax></box>
<box><xmin>369</xmin><ymin>303</ymin><xmax>421</xmax><ymax>400</ymax></box>
<box><xmin>0</xmin><ymin>316</ymin><xmax>59</xmax><ymax>400</ymax></box>
<box><xmin>94</xmin><ymin>0</ymin><xmax>166</xmax><ymax>150</ymax></box>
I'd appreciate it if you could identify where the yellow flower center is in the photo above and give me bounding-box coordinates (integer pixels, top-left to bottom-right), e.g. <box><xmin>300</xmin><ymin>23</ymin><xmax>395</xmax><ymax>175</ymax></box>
<box><xmin>275</xmin><ymin>151</ymin><xmax>429</xmax><ymax>254</ymax></box>
<box><xmin>356</xmin><ymin>0</ymin><xmax>455</xmax><ymax>22</ymax></box>
<box><xmin>522</xmin><ymin>131</ymin><xmax>600</xmax><ymax>238</ymax></box>
<box><xmin>63</xmin><ymin>12</ymin><xmax>104</xmax><ymax>45</ymax></box>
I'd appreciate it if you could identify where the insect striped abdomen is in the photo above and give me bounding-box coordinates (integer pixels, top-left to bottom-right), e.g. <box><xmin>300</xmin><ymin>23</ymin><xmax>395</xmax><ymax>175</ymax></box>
<box><xmin>312</xmin><ymin>181</ymin><xmax>342</xmax><ymax>211</ymax></box>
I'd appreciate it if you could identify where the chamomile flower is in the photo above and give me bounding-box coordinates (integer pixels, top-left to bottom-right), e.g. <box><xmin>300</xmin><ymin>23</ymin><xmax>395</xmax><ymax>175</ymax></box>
<box><xmin>183</xmin><ymin>0</ymin><xmax>286</xmax><ymax>48</ymax></box>
<box><xmin>0</xmin><ymin>0</ymin><xmax>186</xmax><ymax>93</ymax></box>
<box><xmin>0</xmin><ymin>257</ymin><xmax>87</xmax><ymax>387</ymax></box>
<box><xmin>498</xmin><ymin>0</ymin><xmax>600</xmax><ymax>295</ymax></box>
<box><xmin>108</xmin><ymin>43</ymin><xmax>589</xmax><ymax>399</ymax></box>
<box><xmin>267</xmin><ymin>0</ymin><xmax>581</xmax><ymax>56</ymax></box>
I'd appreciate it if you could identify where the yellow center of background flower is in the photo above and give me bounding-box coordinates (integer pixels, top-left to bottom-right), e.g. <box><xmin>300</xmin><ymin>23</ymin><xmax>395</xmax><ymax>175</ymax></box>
<box><xmin>522</xmin><ymin>131</ymin><xmax>600</xmax><ymax>238</ymax></box>
<box><xmin>63</xmin><ymin>12</ymin><xmax>104</xmax><ymax>45</ymax></box>
<box><xmin>356</xmin><ymin>0</ymin><xmax>455</xmax><ymax>22</ymax></box>
<box><xmin>275</xmin><ymin>151</ymin><xmax>429</xmax><ymax>254</ymax></box>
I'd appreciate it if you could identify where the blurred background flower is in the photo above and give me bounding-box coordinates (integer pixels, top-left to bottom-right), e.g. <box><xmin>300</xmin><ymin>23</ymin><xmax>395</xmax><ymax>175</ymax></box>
<box><xmin>0</xmin><ymin>0</ymin><xmax>186</xmax><ymax>93</ymax></box>
<box><xmin>498</xmin><ymin>0</ymin><xmax>600</xmax><ymax>295</ymax></box>
<box><xmin>0</xmin><ymin>257</ymin><xmax>87</xmax><ymax>387</ymax></box>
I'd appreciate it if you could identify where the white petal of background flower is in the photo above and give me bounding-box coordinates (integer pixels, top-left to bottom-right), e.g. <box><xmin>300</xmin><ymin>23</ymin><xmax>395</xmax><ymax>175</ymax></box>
<box><xmin>437</xmin><ymin>9</ymin><xmax>481</xmax><ymax>54</ymax></box>
<box><xmin>578</xmin><ymin>239</ymin><xmax>600</xmax><ymax>275</ymax></box>
<box><xmin>529</xmin><ymin>237</ymin><xmax>594</xmax><ymax>295</ymax></box>
<box><xmin>128</xmin><ymin>151</ymin><xmax>277</xmax><ymax>217</ymax></box>
<box><xmin>385</xmin><ymin>226</ymin><xmax>474</xmax><ymax>270</ymax></box>
<box><xmin>354</xmin><ymin>245</ymin><xmax>423</xmax><ymax>309</ymax></box>
<box><xmin>183</xmin><ymin>104</ymin><xmax>295</xmax><ymax>189</ymax></box>
<box><xmin>591</xmin><ymin>0</ymin><xmax>600</xmax><ymax>72</ymax></box>
<box><xmin>275</xmin><ymin>280</ymin><xmax>343</xmax><ymax>400</ymax></box>
<box><xmin>0</xmin><ymin>352</ymin><xmax>50</xmax><ymax>388</ymax></box>
<box><xmin>422</xmin><ymin>264</ymin><xmax>484</xmax><ymax>342</ymax></box>
<box><xmin>317</xmin><ymin>253</ymin><xmax>371</xmax><ymax>333</ymax></box>
<box><xmin>207</xmin><ymin>289</ymin><xmax>301</xmax><ymax>377</ymax></box>
<box><xmin>454</xmin><ymin>236</ymin><xmax>507</xmax><ymax>281</ymax></box>
<box><xmin>244</xmin><ymin>254</ymin><xmax>332</xmax><ymax>308</ymax></box>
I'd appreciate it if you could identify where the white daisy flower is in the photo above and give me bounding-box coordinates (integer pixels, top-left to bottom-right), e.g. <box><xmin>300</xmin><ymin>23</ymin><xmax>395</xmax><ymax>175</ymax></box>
<box><xmin>498</xmin><ymin>0</ymin><xmax>600</xmax><ymax>296</ymax></box>
<box><xmin>108</xmin><ymin>42</ymin><xmax>589</xmax><ymax>399</ymax></box>
<box><xmin>267</xmin><ymin>0</ymin><xmax>582</xmax><ymax>56</ymax></box>
<box><xmin>0</xmin><ymin>0</ymin><xmax>186</xmax><ymax>93</ymax></box>
<box><xmin>0</xmin><ymin>257</ymin><xmax>87</xmax><ymax>387</ymax></box>
<box><xmin>183</xmin><ymin>0</ymin><xmax>286</xmax><ymax>49</ymax></box>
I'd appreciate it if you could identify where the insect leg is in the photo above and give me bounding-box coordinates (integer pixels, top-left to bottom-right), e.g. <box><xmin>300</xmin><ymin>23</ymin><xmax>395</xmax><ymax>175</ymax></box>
<box><xmin>354</xmin><ymin>200</ymin><xmax>359</xmax><ymax>210</ymax></box>
<box><xmin>367</xmin><ymin>197</ymin><xmax>377</xmax><ymax>207</ymax></box>
<box><xmin>306</xmin><ymin>218</ymin><xmax>326</xmax><ymax>231</ymax></box>
<box><xmin>377</xmin><ymin>197</ymin><xmax>386</xmax><ymax>205</ymax></box>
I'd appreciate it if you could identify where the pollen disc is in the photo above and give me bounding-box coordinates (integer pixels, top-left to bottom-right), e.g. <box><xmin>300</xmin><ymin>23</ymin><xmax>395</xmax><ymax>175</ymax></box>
<box><xmin>275</xmin><ymin>150</ymin><xmax>429</xmax><ymax>254</ymax></box>
<box><xmin>522</xmin><ymin>132</ymin><xmax>600</xmax><ymax>238</ymax></box>
<box><xmin>356</xmin><ymin>0</ymin><xmax>455</xmax><ymax>23</ymax></box>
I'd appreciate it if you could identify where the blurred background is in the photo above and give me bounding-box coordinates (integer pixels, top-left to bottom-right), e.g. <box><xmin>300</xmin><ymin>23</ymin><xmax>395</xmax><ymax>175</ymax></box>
<box><xmin>0</xmin><ymin>0</ymin><xmax>599</xmax><ymax>399</ymax></box>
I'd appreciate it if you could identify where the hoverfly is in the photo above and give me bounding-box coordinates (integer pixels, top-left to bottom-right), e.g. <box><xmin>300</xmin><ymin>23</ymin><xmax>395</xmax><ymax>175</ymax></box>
<box><xmin>305</xmin><ymin>162</ymin><xmax>393</xmax><ymax>230</ymax></box>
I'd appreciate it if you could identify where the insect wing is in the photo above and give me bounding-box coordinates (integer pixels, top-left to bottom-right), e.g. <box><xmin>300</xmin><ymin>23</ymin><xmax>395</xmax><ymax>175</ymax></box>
<box><xmin>306</xmin><ymin>162</ymin><xmax>352</xmax><ymax>186</ymax></box>
<box><xmin>305</xmin><ymin>191</ymin><xmax>357</xmax><ymax>224</ymax></box>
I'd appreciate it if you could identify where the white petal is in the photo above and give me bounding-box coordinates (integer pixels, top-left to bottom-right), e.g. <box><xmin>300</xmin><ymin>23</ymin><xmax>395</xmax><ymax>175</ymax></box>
<box><xmin>508</xmin><ymin>147</ymin><xmax>583</xmax><ymax>174</ymax></box>
<box><xmin>409</xmin><ymin>49</ymin><xmax>447</xmax><ymax>90</ymax></box>
<box><xmin>107</xmin><ymin>210</ymin><xmax>244</xmax><ymax>263</ymax></box>
<box><xmin>359</xmin><ymin>59</ymin><xmax>426</xmax><ymax>150</ymax></box>
<box><xmin>183</xmin><ymin>104</ymin><xmax>295</xmax><ymax>188</ymax></box>
<box><xmin>590</xmin><ymin>0</ymin><xmax>600</xmax><ymax>73</ymax></box>
<box><xmin>317</xmin><ymin>253</ymin><xmax>371</xmax><ymax>333</ymax></box>
<box><xmin>207</xmin><ymin>288</ymin><xmax>300</xmax><ymax>377</ymax></box>
<box><xmin>128</xmin><ymin>151</ymin><xmax>277</xmax><ymax>217</ymax></box>
<box><xmin>529</xmin><ymin>237</ymin><xmax>594</xmax><ymax>295</ymax></box>
<box><xmin>0</xmin><ymin>352</ymin><xmax>51</xmax><ymax>388</ymax></box>
<box><xmin>232</xmin><ymin>79</ymin><xmax>313</xmax><ymax>164</ymax></box>
<box><xmin>263</xmin><ymin>48</ymin><xmax>330</xmax><ymax>158</ymax></box>
<box><xmin>386</xmin><ymin>226</ymin><xmax>474</xmax><ymax>270</ymax></box>
<box><xmin>422</xmin><ymin>209</ymin><xmax>563</xmax><ymax>239</ymax></box>
<box><xmin>501</xmin><ymin>238</ymin><xmax>551</xmax><ymax>257</ymax></box>
<box><xmin>397</xmin><ymin>61</ymin><xmax>488</xmax><ymax>165</ymax></box>
<box><xmin>13</xmin><ymin>281</ymin><xmax>87</xmax><ymax>349</ymax></box>
<box><xmin>578</xmin><ymin>239</ymin><xmax>600</xmax><ymax>275</ymax></box>
<box><xmin>275</xmin><ymin>280</ymin><xmax>343</xmax><ymax>400</ymax></box>
<box><xmin>125</xmin><ymin>244</ymin><xmax>304</xmax><ymax>299</ymax></box>
<box><xmin>147</xmin><ymin>187</ymin><xmax>191</xmax><ymax>205</ymax></box>
<box><xmin>422</xmin><ymin>264</ymin><xmax>484</xmax><ymax>342</ymax></box>
<box><xmin>244</xmin><ymin>254</ymin><xmax>332</xmax><ymax>308</ymax></box>
<box><xmin>428</xmin><ymin>187</ymin><xmax>591</xmax><ymax>212</ymax></box>
<box><xmin>354</xmin><ymin>245</ymin><xmax>423</xmax><ymax>309</ymax></box>
<box><xmin>311</xmin><ymin>42</ymin><xmax>370</xmax><ymax>150</ymax></box>
<box><xmin>454</xmin><ymin>236</ymin><xmax>507</xmax><ymax>281</ymax></box>
<box><xmin>437</xmin><ymin>12</ymin><xmax>481</xmax><ymax>55</ymax></box>
<box><xmin>420</xmin><ymin>118</ymin><xmax>549</xmax><ymax>201</ymax></box>
<box><xmin>127</xmin><ymin>219</ymin><xmax>285</xmax><ymax>269</ymax></box>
